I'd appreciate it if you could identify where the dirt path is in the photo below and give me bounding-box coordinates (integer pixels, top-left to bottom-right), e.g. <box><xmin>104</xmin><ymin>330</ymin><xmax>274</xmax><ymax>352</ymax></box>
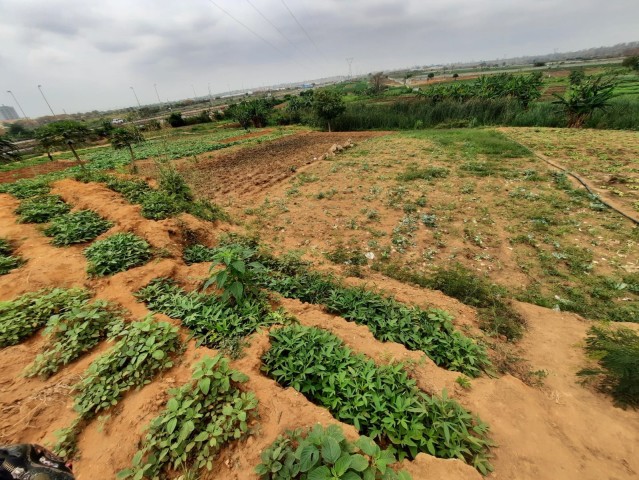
<box><xmin>0</xmin><ymin>160</ymin><xmax>79</xmax><ymax>184</ymax></box>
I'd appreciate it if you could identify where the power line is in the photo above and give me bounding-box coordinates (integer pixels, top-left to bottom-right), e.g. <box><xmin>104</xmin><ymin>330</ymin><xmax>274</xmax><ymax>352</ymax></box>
<box><xmin>280</xmin><ymin>0</ymin><xmax>326</xmax><ymax>61</ymax></box>
<box><xmin>245</xmin><ymin>0</ymin><xmax>297</xmax><ymax>51</ymax></box>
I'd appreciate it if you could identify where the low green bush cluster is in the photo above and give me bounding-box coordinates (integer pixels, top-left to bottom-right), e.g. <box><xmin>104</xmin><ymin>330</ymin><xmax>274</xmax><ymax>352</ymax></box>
<box><xmin>256</xmin><ymin>424</ymin><xmax>411</xmax><ymax>480</ymax></box>
<box><xmin>25</xmin><ymin>299</ymin><xmax>123</xmax><ymax>378</ymax></box>
<box><xmin>55</xmin><ymin>318</ymin><xmax>182</xmax><ymax>457</ymax></box>
<box><xmin>183</xmin><ymin>244</ymin><xmax>216</xmax><ymax>264</ymax></box>
<box><xmin>397</xmin><ymin>166</ymin><xmax>449</xmax><ymax>182</ymax></box>
<box><xmin>15</xmin><ymin>194</ymin><xmax>71</xmax><ymax>223</ymax></box>
<box><xmin>0</xmin><ymin>238</ymin><xmax>24</xmax><ymax>275</ymax></box>
<box><xmin>263</xmin><ymin>325</ymin><xmax>493</xmax><ymax>473</ymax></box>
<box><xmin>118</xmin><ymin>355</ymin><xmax>258</xmax><ymax>479</ymax></box>
<box><xmin>0</xmin><ymin>288</ymin><xmax>90</xmax><ymax>347</ymax></box>
<box><xmin>578</xmin><ymin>325</ymin><xmax>639</xmax><ymax>407</ymax></box>
<box><xmin>0</xmin><ymin>177</ymin><xmax>51</xmax><ymax>198</ymax></box>
<box><xmin>192</xmin><ymin>240</ymin><xmax>489</xmax><ymax>377</ymax></box>
<box><xmin>44</xmin><ymin>210</ymin><xmax>113</xmax><ymax>246</ymax></box>
<box><xmin>84</xmin><ymin>232</ymin><xmax>151</xmax><ymax>276</ymax></box>
<box><xmin>135</xmin><ymin>278</ymin><xmax>283</xmax><ymax>356</ymax></box>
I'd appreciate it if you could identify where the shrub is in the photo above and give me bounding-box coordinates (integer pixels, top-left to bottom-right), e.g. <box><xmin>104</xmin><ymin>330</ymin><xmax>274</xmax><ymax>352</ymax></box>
<box><xmin>84</xmin><ymin>232</ymin><xmax>151</xmax><ymax>276</ymax></box>
<box><xmin>263</xmin><ymin>325</ymin><xmax>493</xmax><ymax>473</ymax></box>
<box><xmin>0</xmin><ymin>289</ymin><xmax>91</xmax><ymax>347</ymax></box>
<box><xmin>44</xmin><ymin>210</ymin><xmax>113</xmax><ymax>246</ymax></box>
<box><xmin>25</xmin><ymin>300</ymin><xmax>123</xmax><ymax>378</ymax></box>
<box><xmin>158</xmin><ymin>166</ymin><xmax>193</xmax><ymax>201</ymax></box>
<box><xmin>15</xmin><ymin>194</ymin><xmax>71</xmax><ymax>223</ymax></box>
<box><xmin>578</xmin><ymin>325</ymin><xmax>639</xmax><ymax>407</ymax></box>
<box><xmin>118</xmin><ymin>355</ymin><xmax>258</xmax><ymax>479</ymax></box>
<box><xmin>256</xmin><ymin>424</ymin><xmax>411</xmax><ymax>480</ymax></box>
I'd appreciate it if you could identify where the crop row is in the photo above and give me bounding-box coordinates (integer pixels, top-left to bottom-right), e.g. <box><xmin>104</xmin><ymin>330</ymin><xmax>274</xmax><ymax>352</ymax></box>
<box><xmin>0</xmin><ymin>238</ymin><xmax>24</xmax><ymax>275</ymax></box>
<box><xmin>263</xmin><ymin>324</ymin><xmax>493</xmax><ymax>473</ymax></box>
<box><xmin>184</xmin><ymin>241</ymin><xmax>490</xmax><ymax>377</ymax></box>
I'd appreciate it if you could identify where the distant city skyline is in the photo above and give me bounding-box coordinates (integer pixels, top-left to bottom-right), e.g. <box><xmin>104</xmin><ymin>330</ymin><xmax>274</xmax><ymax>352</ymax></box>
<box><xmin>1</xmin><ymin>0</ymin><xmax>638</xmax><ymax>117</ymax></box>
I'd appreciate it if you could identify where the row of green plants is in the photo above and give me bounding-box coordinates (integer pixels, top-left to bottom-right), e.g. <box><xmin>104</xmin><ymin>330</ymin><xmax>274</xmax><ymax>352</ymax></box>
<box><xmin>55</xmin><ymin>318</ymin><xmax>182</xmax><ymax>457</ymax></box>
<box><xmin>0</xmin><ymin>238</ymin><xmax>24</xmax><ymax>275</ymax></box>
<box><xmin>85</xmin><ymin>232</ymin><xmax>152</xmax><ymax>276</ymax></box>
<box><xmin>118</xmin><ymin>355</ymin><xmax>258</xmax><ymax>479</ymax></box>
<box><xmin>262</xmin><ymin>324</ymin><xmax>493</xmax><ymax>474</ymax></box>
<box><xmin>74</xmin><ymin>169</ymin><xmax>229</xmax><ymax>223</ymax></box>
<box><xmin>185</xmin><ymin>240</ymin><xmax>490</xmax><ymax>377</ymax></box>
<box><xmin>256</xmin><ymin>424</ymin><xmax>411</xmax><ymax>480</ymax></box>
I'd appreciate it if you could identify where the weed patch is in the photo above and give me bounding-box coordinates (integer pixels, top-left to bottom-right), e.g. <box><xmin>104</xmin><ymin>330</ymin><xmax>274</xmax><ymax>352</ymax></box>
<box><xmin>397</xmin><ymin>166</ymin><xmax>449</xmax><ymax>182</ymax></box>
<box><xmin>263</xmin><ymin>325</ymin><xmax>493</xmax><ymax>473</ymax></box>
<box><xmin>44</xmin><ymin>210</ymin><xmax>113</xmax><ymax>246</ymax></box>
<box><xmin>119</xmin><ymin>355</ymin><xmax>258</xmax><ymax>479</ymax></box>
<box><xmin>256</xmin><ymin>424</ymin><xmax>411</xmax><ymax>480</ymax></box>
<box><xmin>84</xmin><ymin>232</ymin><xmax>151</xmax><ymax>276</ymax></box>
<box><xmin>15</xmin><ymin>194</ymin><xmax>71</xmax><ymax>223</ymax></box>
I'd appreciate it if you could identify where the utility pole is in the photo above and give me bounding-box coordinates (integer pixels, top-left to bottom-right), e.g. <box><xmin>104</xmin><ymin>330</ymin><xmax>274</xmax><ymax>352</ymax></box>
<box><xmin>130</xmin><ymin>86</ymin><xmax>141</xmax><ymax>108</ymax></box>
<box><xmin>154</xmin><ymin>83</ymin><xmax>162</xmax><ymax>104</ymax></box>
<box><xmin>6</xmin><ymin>90</ymin><xmax>28</xmax><ymax>119</ymax></box>
<box><xmin>191</xmin><ymin>84</ymin><xmax>198</xmax><ymax>100</ymax></box>
<box><xmin>207</xmin><ymin>83</ymin><xmax>213</xmax><ymax>106</ymax></box>
<box><xmin>37</xmin><ymin>84</ymin><xmax>56</xmax><ymax>117</ymax></box>
<box><xmin>346</xmin><ymin>58</ymin><xmax>354</xmax><ymax>79</ymax></box>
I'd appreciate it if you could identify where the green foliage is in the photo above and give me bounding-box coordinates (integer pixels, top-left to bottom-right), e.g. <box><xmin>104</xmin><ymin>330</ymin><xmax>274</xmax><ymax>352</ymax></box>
<box><xmin>118</xmin><ymin>355</ymin><xmax>258</xmax><ymax>479</ymax></box>
<box><xmin>227</xmin><ymin>99</ymin><xmax>274</xmax><ymax>129</ymax></box>
<box><xmin>158</xmin><ymin>166</ymin><xmax>193</xmax><ymax>201</ymax></box>
<box><xmin>183</xmin><ymin>244</ymin><xmax>216</xmax><ymax>265</ymax></box>
<box><xmin>256</xmin><ymin>424</ymin><xmax>412</xmax><ymax>480</ymax></box>
<box><xmin>263</xmin><ymin>325</ymin><xmax>493</xmax><ymax>472</ymax></box>
<box><xmin>312</xmin><ymin>90</ymin><xmax>346</xmax><ymax>132</ymax></box>
<box><xmin>73</xmin><ymin>318</ymin><xmax>181</xmax><ymax>418</ymax></box>
<box><xmin>0</xmin><ymin>238</ymin><xmax>24</xmax><ymax>275</ymax></box>
<box><xmin>578</xmin><ymin>325</ymin><xmax>639</xmax><ymax>407</ymax></box>
<box><xmin>568</xmin><ymin>69</ymin><xmax>586</xmax><ymax>86</ymax></box>
<box><xmin>0</xmin><ymin>137</ymin><xmax>21</xmax><ymax>164</ymax></box>
<box><xmin>34</xmin><ymin>120</ymin><xmax>92</xmax><ymax>155</ymax></box>
<box><xmin>136</xmin><ymin>278</ymin><xmax>283</xmax><ymax>356</ymax></box>
<box><xmin>25</xmin><ymin>300</ymin><xmax>123</xmax><ymax>378</ymax></box>
<box><xmin>0</xmin><ymin>288</ymin><xmax>91</xmax><ymax>347</ymax></box>
<box><xmin>167</xmin><ymin>112</ymin><xmax>186</xmax><ymax>128</ymax></box>
<box><xmin>325</xmin><ymin>244</ymin><xmax>368</xmax><ymax>267</ymax></box>
<box><xmin>84</xmin><ymin>232</ymin><xmax>151</xmax><ymax>276</ymax></box>
<box><xmin>621</xmin><ymin>56</ymin><xmax>639</xmax><ymax>71</ymax></box>
<box><xmin>397</xmin><ymin>166</ymin><xmax>449</xmax><ymax>182</ymax></box>
<box><xmin>110</xmin><ymin>127</ymin><xmax>145</xmax><ymax>160</ymax></box>
<box><xmin>44</xmin><ymin>210</ymin><xmax>113</xmax><ymax>246</ymax></box>
<box><xmin>15</xmin><ymin>194</ymin><xmax>70</xmax><ymax>223</ymax></box>
<box><xmin>140</xmin><ymin>190</ymin><xmax>182</xmax><ymax>220</ymax></box>
<box><xmin>553</xmin><ymin>74</ymin><xmax>618</xmax><ymax>127</ymax></box>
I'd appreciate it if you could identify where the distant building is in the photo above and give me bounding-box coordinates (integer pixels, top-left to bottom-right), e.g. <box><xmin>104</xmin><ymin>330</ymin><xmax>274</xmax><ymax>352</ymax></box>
<box><xmin>0</xmin><ymin>105</ymin><xmax>19</xmax><ymax>121</ymax></box>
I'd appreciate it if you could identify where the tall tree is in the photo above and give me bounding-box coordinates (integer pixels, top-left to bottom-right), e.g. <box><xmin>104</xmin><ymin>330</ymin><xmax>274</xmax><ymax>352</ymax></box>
<box><xmin>34</xmin><ymin>120</ymin><xmax>91</xmax><ymax>162</ymax></box>
<box><xmin>110</xmin><ymin>127</ymin><xmax>145</xmax><ymax>162</ymax></box>
<box><xmin>312</xmin><ymin>89</ymin><xmax>346</xmax><ymax>132</ymax></box>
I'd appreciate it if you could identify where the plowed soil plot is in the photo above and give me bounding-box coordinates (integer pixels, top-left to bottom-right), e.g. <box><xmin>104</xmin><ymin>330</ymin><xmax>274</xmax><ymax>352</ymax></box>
<box><xmin>177</xmin><ymin>131</ymin><xmax>388</xmax><ymax>199</ymax></box>
<box><xmin>0</xmin><ymin>160</ymin><xmax>78</xmax><ymax>183</ymax></box>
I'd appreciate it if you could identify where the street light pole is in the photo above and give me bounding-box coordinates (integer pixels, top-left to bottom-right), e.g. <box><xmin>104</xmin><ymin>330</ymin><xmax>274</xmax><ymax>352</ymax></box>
<box><xmin>37</xmin><ymin>85</ymin><xmax>56</xmax><ymax>117</ymax></box>
<box><xmin>130</xmin><ymin>86</ymin><xmax>142</xmax><ymax>108</ymax></box>
<box><xmin>207</xmin><ymin>83</ymin><xmax>213</xmax><ymax>106</ymax></box>
<box><xmin>6</xmin><ymin>90</ymin><xmax>29</xmax><ymax>119</ymax></box>
<box><xmin>154</xmin><ymin>83</ymin><xmax>162</xmax><ymax>104</ymax></box>
<box><xmin>191</xmin><ymin>84</ymin><xmax>198</xmax><ymax>100</ymax></box>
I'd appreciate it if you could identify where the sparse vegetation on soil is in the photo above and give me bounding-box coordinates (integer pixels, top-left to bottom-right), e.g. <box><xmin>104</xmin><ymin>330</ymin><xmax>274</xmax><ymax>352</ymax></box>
<box><xmin>84</xmin><ymin>232</ymin><xmax>151</xmax><ymax>276</ymax></box>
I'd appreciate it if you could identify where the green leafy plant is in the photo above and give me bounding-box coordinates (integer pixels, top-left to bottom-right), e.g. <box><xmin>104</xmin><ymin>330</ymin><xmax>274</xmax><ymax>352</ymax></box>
<box><xmin>0</xmin><ymin>238</ymin><xmax>24</xmax><ymax>275</ymax></box>
<box><xmin>397</xmin><ymin>166</ymin><xmax>449</xmax><ymax>182</ymax></box>
<box><xmin>0</xmin><ymin>288</ymin><xmax>90</xmax><ymax>347</ymax></box>
<box><xmin>553</xmin><ymin>74</ymin><xmax>618</xmax><ymax>127</ymax></box>
<box><xmin>263</xmin><ymin>325</ymin><xmax>493</xmax><ymax>473</ymax></box>
<box><xmin>44</xmin><ymin>210</ymin><xmax>113</xmax><ymax>246</ymax></box>
<box><xmin>578</xmin><ymin>325</ymin><xmax>639</xmax><ymax>407</ymax></box>
<box><xmin>118</xmin><ymin>355</ymin><xmax>258</xmax><ymax>479</ymax></box>
<box><xmin>25</xmin><ymin>300</ymin><xmax>124</xmax><ymax>378</ymax></box>
<box><xmin>136</xmin><ymin>278</ymin><xmax>284</xmax><ymax>356</ymax></box>
<box><xmin>140</xmin><ymin>190</ymin><xmax>182</xmax><ymax>220</ymax></box>
<box><xmin>15</xmin><ymin>194</ymin><xmax>71</xmax><ymax>223</ymax></box>
<box><xmin>313</xmin><ymin>89</ymin><xmax>346</xmax><ymax>132</ymax></box>
<box><xmin>0</xmin><ymin>178</ymin><xmax>51</xmax><ymax>198</ymax></box>
<box><xmin>84</xmin><ymin>232</ymin><xmax>151</xmax><ymax>276</ymax></box>
<box><xmin>256</xmin><ymin>424</ymin><xmax>412</xmax><ymax>480</ymax></box>
<box><xmin>183</xmin><ymin>244</ymin><xmax>216</xmax><ymax>265</ymax></box>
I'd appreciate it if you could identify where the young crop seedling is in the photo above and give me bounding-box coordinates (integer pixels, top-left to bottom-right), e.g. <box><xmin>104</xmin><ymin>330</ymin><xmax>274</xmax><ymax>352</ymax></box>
<box><xmin>183</xmin><ymin>244</ymin><xmax>216</xmax><ymax>265</ymax></box>
<box><xmin>55</xmin><ymin>318</ymin><xmax>182</xmax><ymax>458</ymax></box>
<box><xmin>44</xmin><ymin>210</ymin><xmax>113</xmax><ymax>246</ymax></box>
<box><xmin>84</xmin><ymin>232</ymin><xmax>151</xmax><ymax>276</ymax></box>
<box><xmin>0</xmin><ymin>238</ymin><xmax>24</xmax><ymax>275</ymax></box>
<box><xmin>256</xmin><ymin>424</ymin><xmax>412</xmax><ymax>480</ymax></box>
<box><xmin>0</xmin><ymin>177</ymin><xmax>51</xmax><ymax>199</ymax></box>
<box><xmin>263</xmin><ymin>325</ymin><xmax>493</xmax><ymax>473</ymax></box>
<box><xmin>25</xmin><ymin>299</ymin><xmax>124</xmax><ymax>378</ymax></box>
<box><xmin>15</xmin><ymin>194</ymin><xmax>71</xmax><ymax>223</ymax></box>
<box><xmin>118</xmin><ymin>355</ymin><xmax>258</xmax><ymax>479</ymax></box>
<box><xmin>0</xmin><ymin>288</ymin><xmax>91</xmax><ymax>347</ymax></box>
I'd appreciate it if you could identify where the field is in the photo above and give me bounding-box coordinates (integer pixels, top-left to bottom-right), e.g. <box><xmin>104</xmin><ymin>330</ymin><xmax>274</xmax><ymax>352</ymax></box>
<box><xmin>1</xmin><ymin>123</ymin><xmax>638</xmax><ymax>480</ymax></box>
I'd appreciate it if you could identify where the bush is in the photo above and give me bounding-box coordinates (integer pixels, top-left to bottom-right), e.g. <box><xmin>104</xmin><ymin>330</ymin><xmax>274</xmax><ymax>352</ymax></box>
<box><xmin>0</xmin><ymin>289</ymin><xmax>91</xmax><ymax>347</ymax></box>
<box><xmin>263</xmin><ymin>325</ymin><xmax>493</xmax><ymax>473</ymax></box>
<box><xmin>118</xmin><ymin>355</ymin><xmax>258</xmax><ymax>479</ymax></box>
<box><xmin>84</xmin><ymin>232</ymin><xmax>151</xmax><ymax>276</ymax></box>
<box><xmin>578</xmin><ymin>325</ymin><xmax>639</xmax><ymax>407</ymax></box>
<box><xmin>15</xmin><ymin>194</ymin><xmax>71</xmax><ymax>223</ymax></box>
<box><xmin>256</xmin><ymin>424</ymin><xmax>411</xmax><ymax>480</ymax></box>
<box><xmin>44</xmin><ymin>210</ymin><xmax>113</xmax><ymax>246</ymax></box>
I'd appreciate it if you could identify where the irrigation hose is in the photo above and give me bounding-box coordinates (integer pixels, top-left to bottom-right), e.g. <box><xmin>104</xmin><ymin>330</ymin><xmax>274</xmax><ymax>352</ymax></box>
<box><xmin>509</xmin><ymin>138</ymin><xmax>639</xmax><ymax>226</ymax></box>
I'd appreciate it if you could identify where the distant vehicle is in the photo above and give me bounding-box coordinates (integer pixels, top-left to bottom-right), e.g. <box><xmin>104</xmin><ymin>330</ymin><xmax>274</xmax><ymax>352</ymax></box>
<box><xmin>111</xmin><ymin>118</ymin><xmax>125</xmax><ymax>125</ymax></box>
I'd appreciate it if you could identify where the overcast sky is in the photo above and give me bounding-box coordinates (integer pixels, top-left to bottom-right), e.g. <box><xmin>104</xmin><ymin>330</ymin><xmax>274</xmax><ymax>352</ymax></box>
<box><xmin>1</xmin><ymin>0</ymin><xmax>637</xmax><ymax>117</ymax></box>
